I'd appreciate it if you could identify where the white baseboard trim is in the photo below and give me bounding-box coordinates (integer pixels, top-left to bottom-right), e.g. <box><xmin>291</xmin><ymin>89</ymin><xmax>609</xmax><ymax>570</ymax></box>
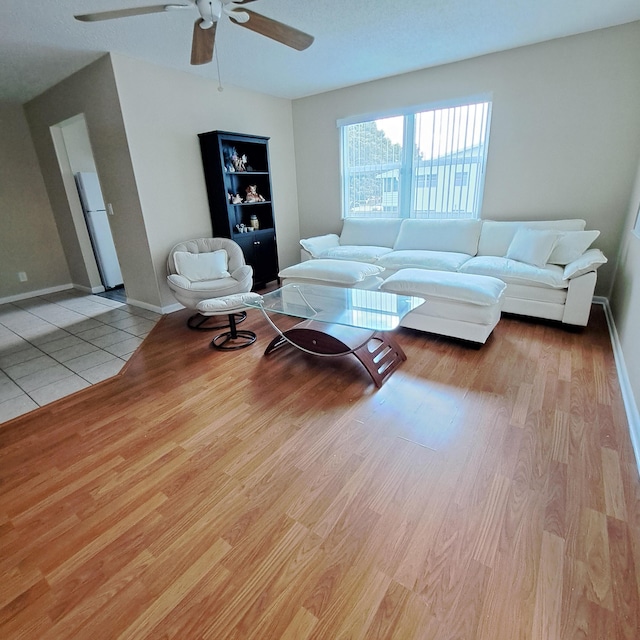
<box><xmin>0</xmin><ymin>283</ymin><xmax>73</xmax><ymax>305</ymax></box>
<box><xmin>73</xmin><ymin>284</ymin><xmax>106</xmax><ymax>294</ymax></box>
<box><xmin>594</xmin><ymin>296</ymin><xmax>640</xmax><ymax>475</ymax></box>
<box><xmin>125</xmin><ymin>297</ymin><xmax>183</xmax><ymax>315</ymax></box>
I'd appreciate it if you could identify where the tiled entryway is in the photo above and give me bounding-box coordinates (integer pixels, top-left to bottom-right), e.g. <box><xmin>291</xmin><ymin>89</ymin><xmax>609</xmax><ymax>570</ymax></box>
<box><xmin>0</xmin><ymin>290</ymin><xmax>160</xmax><ymax>424</ymax></box>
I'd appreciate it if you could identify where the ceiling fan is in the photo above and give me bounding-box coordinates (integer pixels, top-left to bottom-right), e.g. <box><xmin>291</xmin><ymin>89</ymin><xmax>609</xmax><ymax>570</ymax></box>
<box><xmin>74</xmin><ymin>0</ymin><xmax>314</xmax><ymax>66</ymax></box>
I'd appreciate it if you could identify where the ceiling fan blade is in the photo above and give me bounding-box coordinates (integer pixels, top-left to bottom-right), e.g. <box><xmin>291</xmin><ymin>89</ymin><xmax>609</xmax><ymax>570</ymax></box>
<box><xmin>191</xmin><ymin>19</ymin><xmax>216</xmax><ymax>65</ymax></box>
<box><xmin>75</xmin><ymin>4</ymin><xmax>188</xmax><ymax>22</ymax></box>
<box><xmin>229</xmin><ymin>9</ymin><xmax>314</xmax><ymax>51</ymax></box>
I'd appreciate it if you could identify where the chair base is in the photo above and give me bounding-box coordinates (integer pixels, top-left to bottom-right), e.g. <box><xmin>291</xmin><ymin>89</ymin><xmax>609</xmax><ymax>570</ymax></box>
<box><xmin>211</xmin><ymin>329</ymin><xmax>257</xmax><ymax>350</ymax></box>
<box><xmin>187</xmin><ymin>311</ymin><xmax>247</xmax><ymax>331</ymax></box>
<box><xmin>210</xmin><ymin>313</ymin><xmax>256</xmax><ymax>350</ymax></box>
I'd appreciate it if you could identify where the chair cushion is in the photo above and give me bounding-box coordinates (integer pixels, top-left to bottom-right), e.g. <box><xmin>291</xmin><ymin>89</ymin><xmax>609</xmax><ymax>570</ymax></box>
<box><xmin>197</xmin><ymin>292</ymin><xmax>262</xmax><ymax>315</ymax></box>
<box><xmin>174</xmin><ymin>250</ymin><xmax>229</xmax><ymax>281</ymax></box>
<box><xmin>380</xmin><ymin>269</ymin><xmax>505</xmax><ymax>306</ymax></box>
<box><xmin>279</xmin><ymin>259</ymin><xmax>384</xmax><ymax>285</ymax></box>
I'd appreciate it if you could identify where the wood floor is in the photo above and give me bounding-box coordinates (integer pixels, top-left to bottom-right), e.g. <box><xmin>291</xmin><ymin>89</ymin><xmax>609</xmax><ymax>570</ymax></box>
<box><xmin>1</xmin><ymin>303</ymin><xmax>639</xmax><ymax>639</ymax></box>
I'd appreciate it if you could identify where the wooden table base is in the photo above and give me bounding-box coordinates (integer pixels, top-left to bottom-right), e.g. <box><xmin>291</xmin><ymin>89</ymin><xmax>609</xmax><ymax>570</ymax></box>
<box><xmin>264</xmin><ymin>319</ymin><xmax>407</xmax><ymax>387</ymax></box>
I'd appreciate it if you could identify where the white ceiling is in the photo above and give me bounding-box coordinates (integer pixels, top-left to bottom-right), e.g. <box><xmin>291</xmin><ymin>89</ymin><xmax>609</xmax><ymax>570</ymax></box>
<box><xmin>3</xmin><ymin>0</ymin><xmax>640</xmax><ymax>104</ymax></box>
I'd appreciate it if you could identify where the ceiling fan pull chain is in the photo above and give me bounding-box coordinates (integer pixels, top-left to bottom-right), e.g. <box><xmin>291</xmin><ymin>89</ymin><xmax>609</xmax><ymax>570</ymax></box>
<box><xmin>215</xmin><ymin>42</ymin><xmax>224</xmax><ymax>92</ymax></box>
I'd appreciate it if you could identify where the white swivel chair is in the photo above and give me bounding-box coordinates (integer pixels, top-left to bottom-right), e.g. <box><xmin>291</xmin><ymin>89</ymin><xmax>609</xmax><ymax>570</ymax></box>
<box><xmin>167</xmin><ymin>237</ymin><xmax>253</xmax><ymax>330</ymax></box>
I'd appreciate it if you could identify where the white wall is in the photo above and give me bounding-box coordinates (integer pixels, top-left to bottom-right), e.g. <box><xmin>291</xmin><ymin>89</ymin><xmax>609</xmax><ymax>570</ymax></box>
<box><xmin>610</xmin><ymin>155</ymin><xmax>640</xmax><ymax>428</ymax></box>
<box><xmin>24</xmin><ymin>55</ymin><xmax>158</xmax><ymax>305</ymax></box>
<box><xmin>23</xmin><ymin>52</ymin><xmax>299</xmax><ymax>312</ymax></box>
<box><xmin>0</xmin><ymin>103</ymin><xmax>70</xmax><ymax>299</ymax></box>
<box><xmin>110</xmin><ymin>54</ymin><xmax>301</xmax><ymax>309</ymax></box>
<box><xmin>292</xmin><ymin>22</ymin><xmax>640</xmax><ymax>296</ymax></box>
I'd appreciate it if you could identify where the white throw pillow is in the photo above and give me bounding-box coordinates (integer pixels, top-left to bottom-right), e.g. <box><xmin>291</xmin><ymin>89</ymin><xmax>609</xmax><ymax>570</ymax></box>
<box><xmin>299</xmin><ymin>234</ymin><xmax>340</xmax><ymax>258</ymax></box>
<box><xmin>174</xmin><ymin>250</ymin><xmax>229</xmax><ymax>281</ymax></box>
<box><xmin>505</xmin><ymin>228</ymin><xmax>559</xmax><ymax>268</ymax></box>
<box><xmin>548</xmin><ymin>230</ymin><xmax>600</xmax><ymax>265</ymax></box>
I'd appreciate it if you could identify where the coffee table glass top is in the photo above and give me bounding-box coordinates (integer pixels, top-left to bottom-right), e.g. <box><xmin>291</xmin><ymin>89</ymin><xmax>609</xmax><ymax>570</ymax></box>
<box><xmin>245</xmin><ymin>283</ymin><xmax>424</xmax><ymax>332</ymax></box>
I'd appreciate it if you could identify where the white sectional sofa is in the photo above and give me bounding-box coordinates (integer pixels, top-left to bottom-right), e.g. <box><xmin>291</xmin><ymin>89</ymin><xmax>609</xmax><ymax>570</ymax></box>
<box><xmin>300</xmin><ymin>218</ymin><xmax>607</xmax><ymax>327</ymax></box>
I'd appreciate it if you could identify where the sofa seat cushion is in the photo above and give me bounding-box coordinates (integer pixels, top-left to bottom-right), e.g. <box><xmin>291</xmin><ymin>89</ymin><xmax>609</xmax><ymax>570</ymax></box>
<box><xmin>317</xmin><ymin>245</ymin><xmax>393</xmax><ymax>262</ymax></box>
<box><xmin>377</xmin><ymin>250</ymin><xmax>472</xmax><ymax>272</ymax></box>
<box><xmin>380</xmin><ymin>269</ymin><xmax>506</xmax><ymax>306</ymax></box>
<box><xmin>459</xmin><ymin>256</ymin><xmax>566</xmax><ymax>288</ymax></box>
<box><xmin>279</xmin><ymin>259</ymin><xmax>384</xmax><ymax>285</ymax></box>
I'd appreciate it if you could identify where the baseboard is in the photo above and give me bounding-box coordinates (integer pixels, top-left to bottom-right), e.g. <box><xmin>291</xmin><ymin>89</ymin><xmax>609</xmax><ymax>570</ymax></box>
<box><xmin>594</xmin><ymin>296</ymin><xmax>640</xmax><ymax>475</ymax></box>
<box><xmin>0</xmin><ymin>283</ymin><xmax>73</xmax><ymax>305</ymax></box>
<box><xmin>125</xmin><ymin>297</ymin><xmax>182</xmax><ymax>315</ymax></box>
<box><xmin>73</xmin><ymin>284</ymin><xmax>106</xmax><ymax>294</ymax></box>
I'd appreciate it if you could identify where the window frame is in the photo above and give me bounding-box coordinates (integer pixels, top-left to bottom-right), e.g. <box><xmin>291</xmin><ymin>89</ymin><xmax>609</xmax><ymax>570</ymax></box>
<box><xmin>338</xmin><ymin>95</ymin><xmax>493</xmax><ymax>220</ymax></box>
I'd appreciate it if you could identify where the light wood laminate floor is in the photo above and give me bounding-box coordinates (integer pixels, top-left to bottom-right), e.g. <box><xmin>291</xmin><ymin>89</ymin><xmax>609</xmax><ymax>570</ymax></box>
<box><xmin>0</xmin><ymin>304</ymin><xmax>638</xmax><ymax>639</ymax></box>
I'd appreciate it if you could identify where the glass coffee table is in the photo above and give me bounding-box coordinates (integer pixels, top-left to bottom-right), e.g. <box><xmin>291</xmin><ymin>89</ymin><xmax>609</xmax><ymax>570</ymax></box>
<box><xmin>244</xmin><ymin>283</ymin><xmax>424</xmax><ymax>387</ymax></box>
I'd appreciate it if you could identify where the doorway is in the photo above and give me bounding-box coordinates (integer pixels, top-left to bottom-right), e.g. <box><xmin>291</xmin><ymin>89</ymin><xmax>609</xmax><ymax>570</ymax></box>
<box><xmin>50</xmin><ymin>114</ymin><xmax>125</xmax><ymax>298</ymax></box>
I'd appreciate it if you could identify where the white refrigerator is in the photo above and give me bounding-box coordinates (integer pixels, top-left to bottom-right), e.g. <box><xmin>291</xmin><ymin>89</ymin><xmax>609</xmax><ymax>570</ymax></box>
<box><xmin>75</xmin><ymin>172</ymin><xmax>124</xmax><ymax>289</ymax></box>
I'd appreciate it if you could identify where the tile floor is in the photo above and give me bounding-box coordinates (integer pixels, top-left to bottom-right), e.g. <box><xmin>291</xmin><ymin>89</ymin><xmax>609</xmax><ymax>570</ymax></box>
<box><xmin>0</xmin><ymin>290</ymin><xmax>160</xmax><ymax>424</ymax></box>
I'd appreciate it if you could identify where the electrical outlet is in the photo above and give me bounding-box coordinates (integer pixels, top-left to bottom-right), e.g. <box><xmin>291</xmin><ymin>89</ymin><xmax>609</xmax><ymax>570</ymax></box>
<box><xmin>18</xmin><ymin>271</ymin><xmax>28</xmax><ymax>282</ymax></box>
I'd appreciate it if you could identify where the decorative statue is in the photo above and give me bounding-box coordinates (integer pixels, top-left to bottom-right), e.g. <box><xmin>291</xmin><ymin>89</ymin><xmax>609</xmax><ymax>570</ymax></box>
<box><xmin>232</xmin><ymin>153</ymin><xmax>247</xmax><ymax>172</ymax></box>
<box><xmin>231</xmin><ymin>193</ymin><xmax>243</xmax><ymax>204</ymax></box>
<box><xmin>244</xmin><ymin>185</ymin><xmax>265</xmax><ymax>203</ymax></box>
<box><xmin>223</xmin><ymin>146</ymin><xmax>248</xmax><ymax>172</ymax></box>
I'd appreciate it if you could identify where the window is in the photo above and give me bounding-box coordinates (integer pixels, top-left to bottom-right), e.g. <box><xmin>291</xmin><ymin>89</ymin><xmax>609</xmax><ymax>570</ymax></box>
<box><xmin>340</xmin><ymin>99</ymin><xmax>492</xmax><ymax>219</ymax></box>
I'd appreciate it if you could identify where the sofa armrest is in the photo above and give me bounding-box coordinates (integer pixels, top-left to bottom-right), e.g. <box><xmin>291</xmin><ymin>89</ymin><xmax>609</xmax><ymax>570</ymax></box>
<box><xmin>299</xmin><ymin>234</ymin><xmax>340</xmax><ymax>258</ymax></box>
<box><xmin>563</xmin><ymin>249</ymin><xmax>607</xmax><ymax>280</ymax></box>
<box><xmin>562</xmin><ymin>271</ymin><xmax>597</xmax><ymax>326</ymax></box>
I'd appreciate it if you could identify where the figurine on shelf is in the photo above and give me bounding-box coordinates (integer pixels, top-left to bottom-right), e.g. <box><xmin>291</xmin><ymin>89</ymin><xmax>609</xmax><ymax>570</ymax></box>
<box><xmin>244</xmin><ymin>185</ymin><xmax>265</xmax><ymax>203</ymax></box>
<box><xmin>223</xmin><ymin>146</ymin><xmax>236</xmax><ymax>172</ymax></box>
<box><xmin>231</xmin><ymin>193</ymin><xmax>243</xmax><ymax>204</ymax></box>
<box><xmin>232</xmin><ymin>153</ymin><xmax>247</xmax><ymax>172</ymax></box>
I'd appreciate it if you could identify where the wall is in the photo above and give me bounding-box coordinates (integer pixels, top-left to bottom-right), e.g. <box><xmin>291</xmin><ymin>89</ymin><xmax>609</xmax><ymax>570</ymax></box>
<box><xmin>292</xmin><ymin>22</ymin><xmax>640</xmax><ymax>296</ymax></box>
<box><xmin>24</xmin><ymin>55</ymin><xmax>159</xmax><ymax>306</ymax></box>
<box><xmin>610</xmin><ymin>156</ymin><xmax>640</xmax><ymax>434</ymax></box>
<box><xmin>0</xmin><ymin>103</ymin><xmax>69</xmax><ymax>299</ymax></box>
<box><xmin>110</xmin><ymin>54</ymin><xmax>301</xmax><ymax>309</ymax></box>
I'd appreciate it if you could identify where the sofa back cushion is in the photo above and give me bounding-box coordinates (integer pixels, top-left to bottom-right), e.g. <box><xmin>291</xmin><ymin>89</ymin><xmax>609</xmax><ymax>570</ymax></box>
<box><xmin>339</xmin><ymin>218</ymin><xmax>403</xmax><ymax>248</ymax></box>
<box><xmin>393</xmin><ymin>219</ymin><xmax>482</xmax><ymax>255</ymax></box>
<box><xmin>477</xmin><ymin>219</ymin><xmax>586</xmax><ymax>257</ymax></box>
